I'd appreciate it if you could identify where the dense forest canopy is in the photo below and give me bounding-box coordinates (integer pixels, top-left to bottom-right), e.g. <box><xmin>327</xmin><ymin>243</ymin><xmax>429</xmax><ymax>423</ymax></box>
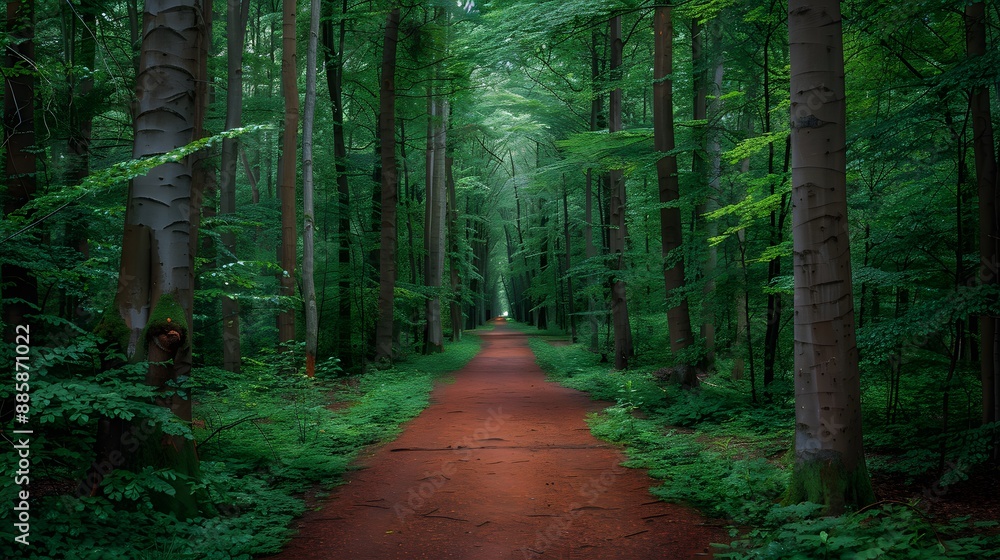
<box><xmin>1</xmin><ymin>0</ymin><xmax>999</xmax><ymax>557</ymax></box>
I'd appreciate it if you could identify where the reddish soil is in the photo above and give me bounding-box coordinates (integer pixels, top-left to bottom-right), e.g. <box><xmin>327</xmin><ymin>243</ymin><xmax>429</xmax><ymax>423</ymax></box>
<box><xmin>263</xmin><ymin>320</ymin><xmax>727</xmax><ymax>559</ymax></box>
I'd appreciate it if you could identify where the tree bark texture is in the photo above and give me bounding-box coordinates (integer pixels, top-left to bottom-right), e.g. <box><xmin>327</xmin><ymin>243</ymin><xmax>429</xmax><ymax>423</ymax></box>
<box><xmin>787</xmin><ymin>0</ymin><xmax>874</xmax><ymax>514</ymax></box>
<box><xmin>116</xmin><ymin>0</ymin><xmax>208</xmax><ymax>517</ymax></box>
<box><xmin>374</xmin><ymin>7</ymin><xmax>400</xmax><ymax>363</ymax></box>
<box><xmin>302</xmin><ymin>0</ymin><xmax>321</xmax><ymax>376</ymax></box>
<box><xmin>654</xmin><ymin>6</ymin><xmax>694</xmax><ymax>362</ymax></box>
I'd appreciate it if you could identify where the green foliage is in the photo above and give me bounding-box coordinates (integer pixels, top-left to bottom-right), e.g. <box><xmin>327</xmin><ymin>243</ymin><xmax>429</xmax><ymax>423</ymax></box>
<box><xmin>528</xmin><ymin>332</ymin><xmax>1000</xmax><ymax>559</ymax></box>
<box><xmin>530</xmin><ymin>336</ymin><xmax>788</xmax><ymax>523</ymax></box>
<box><xmin>719</xmin><ymin>504</ymin><xmax>1000</xmax><ymax>559</ymax></box>
<box><xmin>1</xmin><ymin>126</ymin><xmax>271</xmax><ymax>244</ymax></box>
<box><xmin>0</xmin><ymin>326</ymin><xmax>480</xmax><ymax>559</ymax></box>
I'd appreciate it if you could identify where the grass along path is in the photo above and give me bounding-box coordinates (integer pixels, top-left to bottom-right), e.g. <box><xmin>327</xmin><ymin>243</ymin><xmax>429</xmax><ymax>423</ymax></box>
<box><xmin>262</xmin><ymin>319</ymin><xmax>725</xmax><ymax>559</ymax></box>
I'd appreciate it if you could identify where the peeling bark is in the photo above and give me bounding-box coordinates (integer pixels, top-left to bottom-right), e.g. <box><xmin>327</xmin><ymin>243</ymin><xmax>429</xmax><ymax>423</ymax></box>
<box><xmin>110</xmin><ymin>0</ymin><xmax>208</xmax><ymax>517</ymax></box>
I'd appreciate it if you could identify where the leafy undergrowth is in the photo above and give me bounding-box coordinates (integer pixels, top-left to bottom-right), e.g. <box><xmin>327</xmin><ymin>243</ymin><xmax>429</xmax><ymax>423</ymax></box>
<box><xmin>528</xmin><ymin>337</ymin><xmax>1000</xmax><ymax>559</ymax></box>
<box><xmin>0</xmin><ymin>333</ymin><xmax>482</xmax><ymax>560</ymax></box>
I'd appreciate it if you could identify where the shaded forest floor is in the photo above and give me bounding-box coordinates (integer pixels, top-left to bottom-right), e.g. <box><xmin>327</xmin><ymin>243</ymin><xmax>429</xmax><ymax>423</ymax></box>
<box><xmin>261</xmin><ymin>320</ymin><xmax>725</xmax><ymax>559</ymax></box>
<box><xmin>870</xmin><ymin>471</ymin><xmax>1000</xmax><ymax>526</ymax></box>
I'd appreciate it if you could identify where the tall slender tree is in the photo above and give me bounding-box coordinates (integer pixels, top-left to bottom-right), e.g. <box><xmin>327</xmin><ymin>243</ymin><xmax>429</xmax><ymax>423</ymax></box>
<box><xmin>322</xmin><ymin>0</ymin><xmax>353</xmax><ymax>369</ymax></box>
<box><xmin>964</xmin><ymin>0</ymin><xmax>998</xmax><ymax>428</ymax></box>
<box><xmin>423</xmin><ymin>7</ymin><xmax>448</xmax><ymax>353</ymax></box>
<box><xmin>277</xmin><ymin>0</ymin><xmax>298</xmax><ymax>344</ymax></box>
<box><xmin>219</xmin><ymin>0</ymin><xmax>250</xmax><ymax>372</ymax></box>
<box><xmin>786</xmin><ymin>0</ymin><xmax>874</xmax><ymax>514</ymax></box>
<box><xmin>424</xmin><ymin>94</ymin><xmax>448</xmax><ymax>353</ymax></box>
<box><xmin>63</xmin><ymin>0</ymin><xmax>98</xmax><ymax>315</ymax></box>
<box><xmin>653</xmin><ymin>4</ymin><xmax>695</xmax><ymax>382</ymax></box>
<box><xmin>301</xmin><ymin>0</ymin><xmax>320</xmax><ymax>376</ymax></box>
<box><xmin>584</xmin><ymin>29</ymin><xmax>603</xmax><ymax>353</ymax></box>
<box><xmin>447</xmin><ymin>156</ymin><xmax>463</xmax><ymax>340</ymax></box>
<box><xmin>374</xmin><ymin>6</ymin><xmax>400</xmax><ymax>363</ymax></box>
<box><xmin>3</xmin><ymin>0</ymin><xmax>38</xmax><ymax>337</ymax></box>
<box><xmin>608</xmin><ymin>14</ymin><xmax>632</xmax><ymax>369</ymax></box>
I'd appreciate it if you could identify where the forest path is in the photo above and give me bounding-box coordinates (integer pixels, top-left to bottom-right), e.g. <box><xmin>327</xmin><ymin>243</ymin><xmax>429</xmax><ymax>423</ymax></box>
<box><xmin>263</xmin><ymin>320</ymin><xmax>726</xmax><ymax>559</ymax></box>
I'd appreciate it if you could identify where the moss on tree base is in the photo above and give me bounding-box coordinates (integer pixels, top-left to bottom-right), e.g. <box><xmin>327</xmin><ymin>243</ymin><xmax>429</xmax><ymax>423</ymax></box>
<box><xmin>784</xmin><ymin>451</ymin><xmax>876</xmax><ymax>515</ymax></box>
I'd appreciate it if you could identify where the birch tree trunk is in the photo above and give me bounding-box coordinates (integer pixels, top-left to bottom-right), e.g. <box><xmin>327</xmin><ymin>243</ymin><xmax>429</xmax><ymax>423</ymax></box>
<box><xmin>301</xmin><ymin>0</ymin><xmax>320</xmax><ymax>376</ymax></box>
<box><xmin>786</xmin><ymin>0</ymin><xmax>874</xmax><ymax>513</ymax></box>
<box><xmin>374</xmin><ymin>7</ymin><xmax>400</xmax><ymax>363</ymax></box>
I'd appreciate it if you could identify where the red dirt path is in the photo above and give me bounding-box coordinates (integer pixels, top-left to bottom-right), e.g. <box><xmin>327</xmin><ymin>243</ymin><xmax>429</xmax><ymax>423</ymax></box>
<box><xmin>263</xmin><ymin>320</ymin><xmax>727</xmax><ymax>559</ymax></box>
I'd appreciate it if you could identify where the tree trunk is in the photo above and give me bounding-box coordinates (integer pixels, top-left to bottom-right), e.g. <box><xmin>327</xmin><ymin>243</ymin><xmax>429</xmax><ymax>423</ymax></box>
<box><xmin>219</xmin><ymin>0</ymin><xmax>249</xmax><ymax>372</ymax></box>
<box><xmin>964</xmin><ymin>1</ymin><xmax>999</xmax><ymax>428</ymax></box>
<box><xmin>447</xmin><ymin>156</ymin><xmax>463</xmax><ymax>341</ymax></box>
<box><xmin>537</xmin><ymin>197</ymin><xmax>549</xmax><ymax>331</ymax></box>
<box><xmin>609</xmin><ymin>14</ymin><xmax>632</xmax><ymax>370</ymax></box>
<box><xmin>700</xmin><ymin>20</ymin><xmax>725</xmax><ymax>368</ymax></box>
<box><xmin>323</xmin><ymin>0</ymin><xmax>353</xmax><ymax>369</ymax></box>
<box><xmin>111</xmin><ymin>0</ymin><xmax>208</xmax><ymax>517</ymax></box>
<box><xmin>3</xmin><ymin>0</ymin><xmax>37</xmax><ymax>337</ymax></box>
<box><xmin>764</xmin><ymin>137</ymin><xmax>791</xmax><ymax>398</ymax></box>
<box><xmin>424</xmin><ymin>64</ymin><xmax>448</xmax><ymax>353</ymax></box>
<box><xmin>510</xmin><ymin>158</ymin><xmax>535</xmax><ymax>326</ymax></box>
<box><xmin>277</xmin><ymin>0</ymin><xmax>298</xmax><ymax>344</ymax></box>
<box><xmin>653</xmin><ymin>6</ymin><xmax>694</xmax><ymax>377</ymax></box>
<box><xmin>584</xmin><ymin>28</ymin><xmax>605</xmax><ymax>354</ymax></box>
<box><xmin>691</xmin><ymin>17</ymin><xmax>716</xmax><ymax>366</ymax></box>
<box><xmin>762</xmin><ymin>23</ymin><xmax>790</xmax><ymax>397</ymax></box>
<box><xmin>63</xmin><ymin>0</ymin><xmax>97</xmax><ymax>319</ymax></box>
<box><xmin>301</xmin><ymin>0</ymin><xmax>321</xmax><ymax>376</ymax></box>
<box><xmin>374</xmin><ymin>7</ymin><xmax>400</xmax><ymax>363</ymax></box>
<box><xmin>563</xmin><ymin>178</ymin><xmax>577</xmax><ymax>342</ymax></box>
<box><xmin>786</xmin><ymin>0</ymin><xmax>874</xmax><ymax>514</ymax></box>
